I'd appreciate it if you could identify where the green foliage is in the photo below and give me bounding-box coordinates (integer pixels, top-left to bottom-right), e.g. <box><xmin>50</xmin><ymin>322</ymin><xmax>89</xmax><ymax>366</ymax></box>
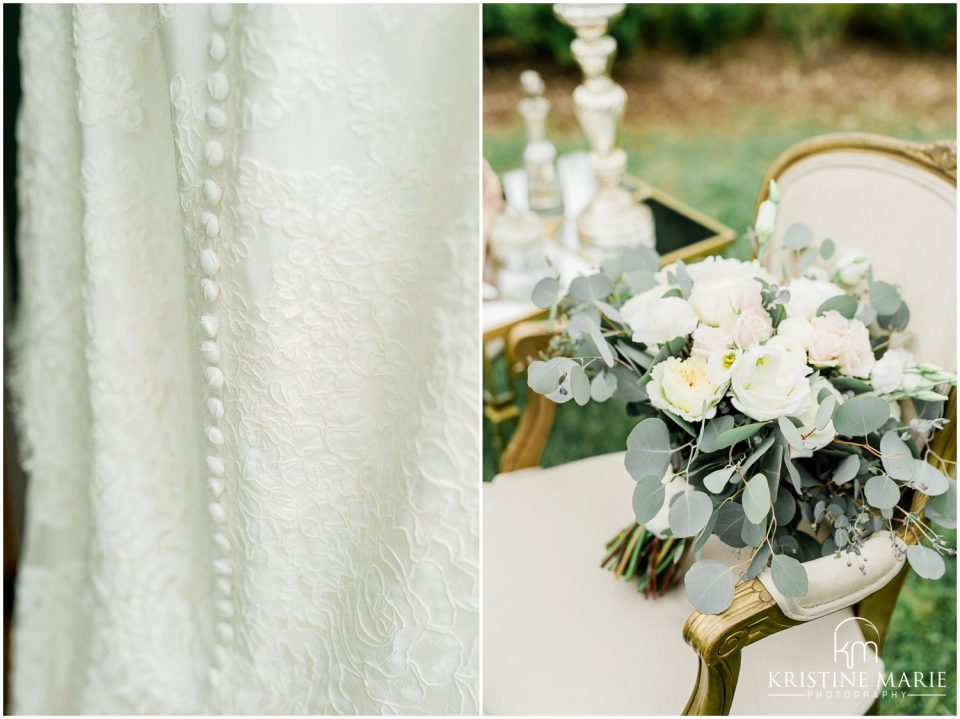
<box><xmin>483</xmin><ymin>3</ymin><xmax>956</xmax><ymax>63</ymax></box>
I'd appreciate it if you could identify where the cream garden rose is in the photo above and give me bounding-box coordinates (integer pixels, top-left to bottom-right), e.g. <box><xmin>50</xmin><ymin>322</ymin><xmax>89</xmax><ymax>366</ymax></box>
<box><xmin>730</xmin><ymin>344</ymin><xmax>812</xmax><ymax>421</ymax></box>
<box><xmin>784</xmin><ymin>277</ymin><xmax>844</xmax><ymax>320</ymax></box>
<box><xmin>647</xmin><ymin>356</ymin><xmax>725</xmax><ymax>422</ymax></box>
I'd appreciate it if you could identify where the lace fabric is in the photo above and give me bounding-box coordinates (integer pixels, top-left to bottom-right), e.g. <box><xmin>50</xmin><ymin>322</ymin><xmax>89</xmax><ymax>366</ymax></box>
<box><xmin>10</xmin><ymin>4</ymin><xmax>479</xmax><ymax>714</ymax></box>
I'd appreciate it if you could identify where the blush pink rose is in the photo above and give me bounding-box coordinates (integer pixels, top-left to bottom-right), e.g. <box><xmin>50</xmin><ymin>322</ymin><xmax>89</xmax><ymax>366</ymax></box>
<box><xmin>691</xmin><ymin>324</ymin><xmax>733</xmax><ymax>360</ymax></box>
<box><xmin>838</xmin><ymin>320</ymin><xmax>875</xmax><ymax>378</ymax></box>
<box><xmin>807</xmin><ymin>311</ymin><xmax>848</xmax><ymax>367</ymax></box>
<box><xmin>732</xmin><ymin>309</ymin><xmax>773</xmax><ymax>349</ymax></box>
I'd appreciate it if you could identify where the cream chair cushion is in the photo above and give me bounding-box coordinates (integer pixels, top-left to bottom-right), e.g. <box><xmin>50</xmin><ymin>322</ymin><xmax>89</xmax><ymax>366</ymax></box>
<box><xmin>765</xmin><ymin>145</ymin><xmax>956</xmax><ymax>371</ymax></box>
<box><xmin>484</xmin><ymin>452</ymin><xmax>883</xmax><ymax>716</ymax></box>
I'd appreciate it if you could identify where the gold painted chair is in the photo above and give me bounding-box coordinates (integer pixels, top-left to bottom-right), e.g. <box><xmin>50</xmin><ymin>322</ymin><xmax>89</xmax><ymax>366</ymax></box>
<box><xmin>483</xmin><ymin>134</ymin><xmax>956</xmax><ymax>716</ymax></box>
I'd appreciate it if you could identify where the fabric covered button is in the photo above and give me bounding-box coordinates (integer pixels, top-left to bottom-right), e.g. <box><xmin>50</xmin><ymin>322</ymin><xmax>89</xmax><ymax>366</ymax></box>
<box><xmin>207</xmin><ymin>397</ymin><xmax>225</xmax><ymax>419</ymax></box>
<box><xmin>201</xmin><ymin>340</ymin><xmax>221</xmax><ymax>364</ymax></box>
<box><xmin>207</xmin><ymin>72</ymin><xmax>229</xmax><ymax>101</ymax></box>
<box><xmin>200</xmin><ymin>247</ymin><xmax>220</xmax><ymax>273</ymax></box>
<box><xmin>204</xmin><ymin>366</ymin><xmax>224</xmax><ymax>390</ymax></box>
<box><xmin>208</xmin><ymin>501</ymin><xmax>225</xmax><ymax>523</ymax></box>
<box><xmin>217</xmin><ymin>622</ymin><xmax>234</xmax><ymax>643</ymax></box>
<box><xmin>216</xmin><ymin>577</ymin><xmax>232</xmax><ymax>595</ymax></box>
<box><xmin>213</xmin><ymin>643</ymin><xmax>228</xmax><ymax>667</ymax></box>
<box><xmin>206</xmin><ymin>425</ymin><xmax>225</xmax><ymax>445</ymax></box>
<box><xmin>217</xmin><ymin>599</ymin><xmax>234</xmax><ymax>618</ymax></box>
<box><xmin>204</xmin><ymin>139</ymin><xmax>224</xmax><ymax>168</ymax></box>
<box><xmin>208</xmin><ymin>667</ymin><xmax>221</xmax><ymax>688</ymax></box>
<box><xmin>208</xmin><ymin>32</ymin><xmax>226</xmax><ymax>62</ymax></box>
<box><xmin>213</xmin><ymin>559</ymin><xmax>233</xmax><ymax>576</ymax></box>
<box><xmin>208</xmin><ymin>476</ymin><xmax>225</xmax><ymax>498</ymax></box>
<box><xmin>200</xmin><ymin>314</ymin><xmax>219</xmax><ymax>338</ymax></box>
<box><xmin>205</xmin><ymin>106</ymin><xmax>227</xmax><ymax>129</ymax></box>
<box><xmin>207</xmin><ymin>455</ymin><xmax>226</xmax><ymax>476</ymax></box>
<box><xmin>201</xmin><ymin>214</ymin><xmax>220</xmax><ymax>241</ymax></box>
<box><xmin>201</xmin><ymin>278</ymin><xmax>219</xmax><ymax>302</ymax></box>
<box><xmin>210</xmin><ymin>4</ymin><xmax>233</xmax><ymax>28</ymax></box>
<box><xmin>213</xmin><ymin>531</ymin><xmax>231</xmax><ymax>552</ymax></box>
<box><xmin>202</xmin><ymin>178</ymin><xmax>223</xmax><ymax>205</ymax></box>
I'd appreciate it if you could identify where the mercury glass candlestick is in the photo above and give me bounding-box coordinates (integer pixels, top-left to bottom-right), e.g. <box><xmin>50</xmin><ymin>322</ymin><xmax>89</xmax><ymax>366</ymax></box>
<box><xmin>518</xmin><ymin>70</ymin><xmax>563</xmax><ymax>216</ymax></box>
<box><xmin>554</xmin><ymin>3</ymin><xmax>655</xmax><ymax>259</ymax></box>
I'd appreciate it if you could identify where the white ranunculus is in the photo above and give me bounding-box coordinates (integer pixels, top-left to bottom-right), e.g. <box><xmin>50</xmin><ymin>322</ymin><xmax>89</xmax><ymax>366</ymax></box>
<box><xmin>691</xmin><ymin>324</ymin><xmax>733</xmax><ymax>361</ymax></box>
<box><xmin>730</xmin><ymin>344</ymin><xmax>813</xmax><ymax>421</ymax></box>
<box><xmin>838</xmin><ymin>319</ymin><xmax>875</xmax><ymax>378</ymax></box>
<box><xmin>621</xmin><ymin>294</ymin><xmax>698</xmax><ymax>348</ymax></box>
<box><xmin>791</xmin><ymin>377</ymin><xmax>843</xmax><ymax>457</ymax></box>
<box><xmin>783</xmin><ymin>277</ymin><xmax>844</xmax><ymax>320</ymax></box>
<box><xmin>732</xmin><ymin>308</ymin><xmax>774</xmax><ymax>349</ymax></box>
<box><xmin>777</xmin><ymin>317</ymin><xmax>814</xmax><ymax>349</ymax></box>
<box><xmin>647</xmin><ymin>356</ymin><xmax>725</xmax><ymax>422</ymax></box>
<box><xmin>871</xmin><ymin>347</ymin><xmax>914</xmax><ymax>393</ymax></box>
<box><xmin>833</xmin><ymin>249</ymin><xmax>871</xmax><ymax>286</ymax></box>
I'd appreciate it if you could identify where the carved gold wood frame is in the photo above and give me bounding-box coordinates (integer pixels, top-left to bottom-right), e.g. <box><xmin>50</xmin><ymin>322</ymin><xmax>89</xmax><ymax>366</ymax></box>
<box><xmin>495</xmin><ymin>133</ymin><xmax>957</xmax><ymax>715</ymax></box>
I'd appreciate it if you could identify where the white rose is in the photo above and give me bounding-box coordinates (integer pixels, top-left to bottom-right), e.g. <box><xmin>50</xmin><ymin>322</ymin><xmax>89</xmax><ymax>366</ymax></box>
<box><xmin>755</xmin><ymin>199</ymin><xmax>777</xmax><ymax>237</ymax></box>
<box><xmin>807</xmin><ymin>311</ymin><xmax>848</xmax><ymax>367</ymax></box>
<box><xmin>691</xmin><ymin>324</ymin><xmax>733</xmax><ymax>361</ymax></box>
<box><xmin>730</xmin><ymin>344</ymin><xmax>812</xmax><ymax>421</ymax></box>
<box><xmin>791</xmin><ymin>377</ymin><xmax>843</xmax><ymax>457</ymax></box>
<box><xmin>871</xmin><ymin>348</ymin><xmax>914</xmax><ymax>393</ymax></box>
<box><xmin>777</xmin><ymin>317</ymin><xmax>814</xmax><ymax>349</ymax></box>
<box><xmin>678</xmin><ymin>257</ymin><xmax>773</xmax><ymax>329</ymax></box>
<box><xmin>622</xmin><ymin>294</ymin><xmax>698</xmax><ymax>348</ymax></box>
<box><xmin>803</xmin><ymin>266</ymin><xmax>831</xmax><ymax>282</ymax></box>
<box><xmin>732</xmin><ymin>308</ymin><xmax>773</xmax><ymax>349</ymax></box>
<box><xmin>838</xmin><ymin>319</ymin><xmax>875</xmax><ymax>378</ymax></box>
<box><xmin>647</xmin><ymin>356</ymin><xmax>725</xmax><ymax>422</ymax></box>
<box><xmin>784</xmin><ymin>277</ymin><xmax>844</xmax><ymax>320</ymax></box>
<box><xmin>833</xmin><ymin>249</ymin><xmax>871</xmax><ymax>286</ymax></box>
<box><xmin>766</xmin><ymin>335</ymin><xmax>808</xmax><ymax>366</ymax></box>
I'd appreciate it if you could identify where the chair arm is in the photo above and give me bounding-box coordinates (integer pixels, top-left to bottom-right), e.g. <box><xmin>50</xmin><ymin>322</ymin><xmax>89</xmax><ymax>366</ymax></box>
<box><xmin>499</xmin><ymin>320</ymin><xmax>561</xmax><ymax>473</ymax></box>
<box><xmin>682</xmin><ymin>578</ymin><xmax>799</xmax><ymax>715</ymax></box>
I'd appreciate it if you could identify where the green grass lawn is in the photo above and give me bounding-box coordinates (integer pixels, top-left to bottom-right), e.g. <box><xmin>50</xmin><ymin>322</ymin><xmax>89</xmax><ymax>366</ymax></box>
<box><xmin>484</xmin><ymin>120</ymin><xmax>957</xmax><ymax>715</ymax></box>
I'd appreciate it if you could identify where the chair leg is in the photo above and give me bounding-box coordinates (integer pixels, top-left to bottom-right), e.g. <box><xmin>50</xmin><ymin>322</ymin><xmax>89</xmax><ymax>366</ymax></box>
<box><xmin>682</xmin><ymin>651</ymin><xmax>741</xmax><ymax>716</ymax></box>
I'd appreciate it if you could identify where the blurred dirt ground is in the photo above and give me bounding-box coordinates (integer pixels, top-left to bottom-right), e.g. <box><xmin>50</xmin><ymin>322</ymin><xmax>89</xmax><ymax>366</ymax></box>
<box><xmin>484</xmin><ymin>33</ymin><xmax>957</xmax><ymax>136</ymax></box>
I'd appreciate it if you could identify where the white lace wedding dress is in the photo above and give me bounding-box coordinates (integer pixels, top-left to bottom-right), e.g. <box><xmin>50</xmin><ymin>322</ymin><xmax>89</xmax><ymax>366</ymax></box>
<box><xmin>10</xmin><ymin>4</ymin><xmax>479</xmax><ymax>714</ymax></box>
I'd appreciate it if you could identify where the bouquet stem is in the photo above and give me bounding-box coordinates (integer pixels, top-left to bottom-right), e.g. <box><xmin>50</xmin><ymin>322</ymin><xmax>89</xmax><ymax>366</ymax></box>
<box><xmin>601</xmin><ymin>522</ymin><xmax>690</xmax><ymax>597</ymax></box>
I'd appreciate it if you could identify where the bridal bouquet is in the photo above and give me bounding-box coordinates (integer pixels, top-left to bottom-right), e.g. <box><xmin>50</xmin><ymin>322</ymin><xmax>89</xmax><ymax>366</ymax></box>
<box><xmin>527</xmin><ymin>183</ymin><xmax>956</xmax><ymax>614</ymax></box>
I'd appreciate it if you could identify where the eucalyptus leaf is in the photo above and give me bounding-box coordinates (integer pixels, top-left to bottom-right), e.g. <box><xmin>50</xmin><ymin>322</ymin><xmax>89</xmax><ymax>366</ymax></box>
<box><xmin>782</xmin><ymin>223</ymin><xmax>813</xmax><ymax>250</ymax></box>
<box><xmin>624</xmin><ymin>418</ymin><xmax>673</xmax><ymax>481</ymax></box>
<box><xmin>773</xmin><ymin>490</ymin><xmax>797</xmax><ymax>524</ymax></box>
<box><xmin>668</xmin><ymin>490</ymin><xmax>714</xmax><ymax>538</ymax></box>
<box><xmin>570</xmin><ymin>364</ymin><xmax>590</xmax><ymax>406</ymax></box>
<box><xmin>714</xmin><ymin>502</ymin><xmax>748</xmax><ymax>548</ymax></box>
<box><xmin>700</xmin><ymin>416</ymin><xmax>736</xmax><ymax>453</ymax></box>
<box><xmin>777</xmin><ymin>416</ymin><xmax>805</xmax><ymax>451</ymax></box>
<box><xmin>621</xmin><ymin>246</ymin><xmax>660</xmax><ymax>273</ymax></box>
<box><xmin>925</xmin><ymin>478</ymin><xmax>957</xmax><ymax>529</ymax></box>
<box><xmin>815</xmin><ymin>395</ymin><xmax>837</xmax><ymax>430</ymax></box>
<box><xmin>743</xmin><ymin>474</ymin><xmax>771</xmax><ymax>524</ymax></box>
<box><xmin>877</xmin><ymin>302</ymin><xmax>910</xmax><ymax>331</ymax></box>
<box><xmin>832</xmin><ymin>454</ymin><xmax>861</xmax><ymax>486</ymax></box>
<box><xmin>684</xmin><ymin>560</ymin><xmax>735</xmax><ymax>614</ymax></box>
<box><xmin>770</xmin><ymin>554</ymin><xmax>809</xmax><ymax>597</ymax></box>
<box><xmin>595</xmin><ymin>300</ymin><xmax>622</xmax><ymax>323</ymax></box>
<box><xmin>569</xmin><ymin>273</ymin><xmax>613</xmax><ymax>303</ymax></box>
<box><xmin>740</xmin><ymin>517</ymin><xmax>766</xmax><ymax>547</ymax></box>
<box><xmin>704</xmin><ymin>466</ymin><xmax>735</xmax><ymax>494</ymax></box>
<box><xmin>625</xmin><ymin>270</ymin><xmax>656</xmax><ymax>295</ymax></box>
<box><xmin>590</xmin><ymin>371</ymin><xmax>618</xmax><ymax>402</ymax></box>
<box><xmin>906</xmin><ymin>544</ymin><xmax>946</xmax><ymax>580</ymax></box>
<box><xmin>833</xmin><ymin>395</ymin><xmax>890</xmax><ymax>437</ymax></box>
<box><xmin>864</xmin><ymin>475</ymin><xmax>900</xmax><ymax>509</ymax></box>
<box><xmin>714</xmin><ymin>422</ymin><xmax>768</xmax><ymax>450</ymax></box>
<box><xmin>797</xmin><ymin>246</ymin><xmax>818</xmax><ymax>272</ymax></box>
<box><xmin>816</xmin><ymin>295</ymin><xmax>858</xmax><ymax>319</ymax></box>
<box><xmin>743</xmin><ymin>544</ymin><xmax>773</xmax><ymax>580</ymax></box>
<box><xmin>880</xmin><ymin>430</ymin><xmax>914</xmax><ymax>479</ymax></box>
<box><xmin>610</xmin><ymin>365</ymin><xmax>647</xmax><ymax>402</ymax></box>
<box><xmin>783</xmin><ymin>455</ymin><xmax>802</xmax><ymax>492</ymax></box>
<box><xmin>869</xmin><ymin>281</ymin><xmax>903</xmax><ymax>316</ymax></box>
<box><xmin>531</xmin><ymin>277</ymin><xmax>560</xmax><ymax>309</ymax></box>
<box><xmin>820</xmin><ymin>238</ymin><xmax>835</xmax><ymax>259</ymax></box>
<box><xmin>905</xmin><ymin>459</ymin><xmax>950</xmax><ymax>496</ymax></box>
<box><xmin>528</xmin><ymin>357</ymin><xmax>571</xmax><ymax>394</ymax></box>
<box><xmin>742</xmin><ymin>435</ymin><xmax>775</xmax><ymax>473</ymax></box>
<box><xmin>632</xmin><ymin>475</ymin><xmax>666</xmax><ymax>524</ymax></box>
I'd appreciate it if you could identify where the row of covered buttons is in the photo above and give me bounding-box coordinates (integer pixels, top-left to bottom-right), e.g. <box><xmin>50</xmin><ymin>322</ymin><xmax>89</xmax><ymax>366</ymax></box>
<box><xmin>200</xmin><ymin>2</ymin><xmax>234</xmax><ymax>691</ymax></box>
